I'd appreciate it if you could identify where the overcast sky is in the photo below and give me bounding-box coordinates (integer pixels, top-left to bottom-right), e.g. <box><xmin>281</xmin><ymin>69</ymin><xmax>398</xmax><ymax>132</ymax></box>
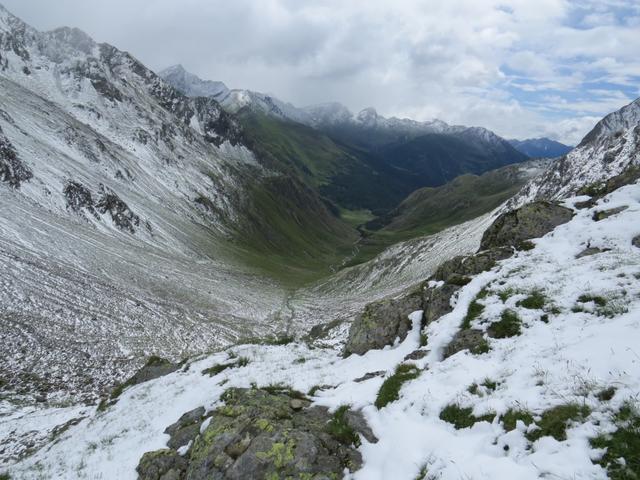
<box><xmin>2</xmin><ymin>0</ymin><xmax>640</xmax><ymax>144</ymax></box>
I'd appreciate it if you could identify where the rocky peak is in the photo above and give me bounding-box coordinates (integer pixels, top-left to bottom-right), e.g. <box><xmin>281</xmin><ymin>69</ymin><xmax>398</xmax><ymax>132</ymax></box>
<box><xmin>158</xmin><ymin>64</ymin><xmax>229</xmax><ymax>99</ymax></box>
<box><xmin>356</xmin><ymin>106</ymin><xmax>379</xmax><ymax>125</ymax></box>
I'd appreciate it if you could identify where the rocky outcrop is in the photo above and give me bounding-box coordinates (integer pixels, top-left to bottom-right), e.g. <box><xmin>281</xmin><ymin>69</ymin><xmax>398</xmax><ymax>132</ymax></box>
<box><xmin>343</xmin><ymin>293</ymin><xmax>422</xmax><ymax>356</ymax></box>
<box><xmin>480</xmin><ymin>201</ymin><xmax>573</xmax><ymax>250</ymax></box>
<box><xmin>127</xmin><ymin>356</ymin><xmax>179</xmax><ymax>386</ymax></box>
<box><xmin>137</xmin><ymin>387</ymin><xmax>372</xmax><ymax>480</ymax></box>
<box><xmin>0</xmin><ymin>127</ymin><xmax>32</xmax><ymax>188</ymax></box>
<box><xmin>443</xmin><ymin>329</ymin><xmax>488</xmax><ymax>358</ymax></box>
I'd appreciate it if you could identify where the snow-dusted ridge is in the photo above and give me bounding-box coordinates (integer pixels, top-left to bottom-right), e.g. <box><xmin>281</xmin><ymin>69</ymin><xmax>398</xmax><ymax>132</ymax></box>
<box><xmin>5</xmin><ymin>182</ymin><xmax>640</xmax><ymax>479</ymax></box>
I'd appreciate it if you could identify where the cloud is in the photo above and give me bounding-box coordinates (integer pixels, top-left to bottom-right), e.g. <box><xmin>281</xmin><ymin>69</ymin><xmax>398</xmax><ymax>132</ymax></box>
<box><xmin>1</xmin><ymin>0</ymin><xmax>638</xmax><ymax>144</ymax></box>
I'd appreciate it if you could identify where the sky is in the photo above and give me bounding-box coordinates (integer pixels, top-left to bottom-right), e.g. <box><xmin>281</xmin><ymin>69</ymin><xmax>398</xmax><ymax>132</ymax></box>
<box><xmin>2</xmin><ymin>0</ymin><xmax>640</xmax><ymax>145</ymax></box>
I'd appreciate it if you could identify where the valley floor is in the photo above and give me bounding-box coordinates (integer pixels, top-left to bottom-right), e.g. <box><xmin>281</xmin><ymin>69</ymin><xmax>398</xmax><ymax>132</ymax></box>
<box><xmin>3</xmin><ymin>184</ymin><xmax>640</xmax><ymax>479</ymax></box>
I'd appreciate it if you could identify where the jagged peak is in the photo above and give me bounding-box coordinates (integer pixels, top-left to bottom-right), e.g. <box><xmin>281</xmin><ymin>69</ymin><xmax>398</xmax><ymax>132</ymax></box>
<box><xmin>0</xmin><ymin>3</ymin><xmax>31</xmax><ymax>33</ymax></box>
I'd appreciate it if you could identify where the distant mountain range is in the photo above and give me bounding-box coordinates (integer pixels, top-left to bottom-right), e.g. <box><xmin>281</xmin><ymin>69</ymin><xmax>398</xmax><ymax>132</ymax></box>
<box><xmin>508</xmin><ymin>137</ymin><xmax>572</xmax><ymax>158</ymax></box>
<box><xmin>159</xmin><ymin>65</ymin><xmax>529</xmax><ymax>213</ymax></box>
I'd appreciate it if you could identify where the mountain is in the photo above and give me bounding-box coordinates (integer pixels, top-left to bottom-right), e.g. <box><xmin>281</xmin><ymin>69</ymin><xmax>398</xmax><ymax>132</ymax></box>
<box><xmin>158</xmin><ymin>64</ymin><xmax>229</xmax><ymax>99</ymax></box>
<box><xmin>161</xmin><ymin>67</ymin><xmax>529</xmax><ymax>212</ymax></box>
<box><xmin>513</xmin><ymin>97</ymin><xmax>640</xmax><ymax>204</ymax></box>
<box><xmin>509</xmin><ymin>137</ymin><xmax>572</xmax><ymax>158</ymax></box>
<box><xmin>0</xmin><ymin>4</ymin><xmax>360</xmax><ymax>404</ymax></box>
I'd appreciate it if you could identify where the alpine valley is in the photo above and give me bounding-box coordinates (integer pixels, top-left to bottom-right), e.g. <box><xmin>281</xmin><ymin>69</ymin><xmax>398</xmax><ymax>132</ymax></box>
<box><xmin>1</xmin><ymin>4</ymin><xmax>639</xmax><ymax>480</ymax></box>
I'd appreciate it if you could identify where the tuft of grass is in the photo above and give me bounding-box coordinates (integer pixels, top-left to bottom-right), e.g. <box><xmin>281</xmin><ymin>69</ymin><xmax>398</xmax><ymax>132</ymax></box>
<box><xmin>577</xmin><ymin>294</ymin><xmax>607</xmax><ymax>307</ymax></box>
<box><xmin>237</xmin><ymin>357</ymin><xmax>250</xmax><ymax>367</ymax></box>
<box><xmin>501</xmin><ymin>409</ymin><xmax>534</xmax><ymax>432</ymax></box>
<box><xmin>488</xmin><ymin>309</ymin><xmax>522</xmax><ymax>338</ymax></box>
<box><xmin>419</xmin><ymin>332</ymin><xmax>429</xmax><ymax>347</ymax></box>
<box><xmin>527</xmin><ymin>403</ymin><xmax>591</xmax><ymax>442</ymax></box>
<box><xmin>440</xmin><ymin>404</ymin><xmax>496</xmax><ymax>429</ymax></box>
<box><xmin>596</xmin><ymin>386</ymin><xmax>616</xmax><ymax>402</ymax></box>
<box><xmin>461</xmin><ymin>300</ymin><xmax>485</xmax><ymax>329</ymax></box>
<box><xmin>517</xmin><ymin>290</ymin><xmax>547</xmax><ymax>310</ymax></box>
<box><xmin>467</xmin><ymin>383</ymin><xmax>479</xmax><ymax>395</ymax></box>
<box><xmin>498</xmin><ymin>287</ymin><xmax>517</xmax><ymax>302</ymax></box>
<box><xmin>327</xmin><ymin>405</ymin><xmax>360</xmax><ymax>447</ymax></box>
<box><xmin>414</xmin><ymin>466</ymin><xmax>429</xmax><ymax>480</ymax></box>
<box><xmin>308</xmin><ymin>385</ymin><xmax>323</xmax><ymax>396</ymax></box>
<box><xmin>590</xmin><ymin>402</ymin><xmax>640</xmax><ymax>479</ymax></box>
<box><xmin>471</xmin><ymin>338</ymin><xmax>491</xmax><ymax>355</ymax></box>
<box><xmin>0</xmin><ymin>473</ymin><xmax>10</xmax><ymax>480</ymax></box>
<box><xmin>482</xmin><ymin>378</ymin><xmax>498</xmax><ymax>391</ymax></box>
<box><xmin>202</xmin><ymin>362</ymin><xmax>236</xmax><ymax>377</ymax></box>
<box><xmin>375</xmin><ymin>364</ymin><xmax>421</xmax><ymax>409</ymax></box>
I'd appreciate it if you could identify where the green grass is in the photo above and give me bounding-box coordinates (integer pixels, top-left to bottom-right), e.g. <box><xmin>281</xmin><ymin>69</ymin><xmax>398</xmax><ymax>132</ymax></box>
<box><xmin>420</xmin><ymin>332</ymin><xmax>429</xmax><ymax>347</ymax></box>
<box><xmin>501</xmin><ymin>409</ymin><xmax>534</xmax><ymax>432</ymax></box>
<box><xmin>468</xmin><ymin>379</ymin><xmax>498</xmax><ymax>396</ymax></box>
<box><xmin>590</xmin><ymin>402</ymin><xmax>640</xmax><ymax>479</ymax></box>
<box><xmin>498</xmin><ymin>287</ymin><xmax>517</xmax><ymax>302</ymax></box>
<box><xmin>517</xmin><ymin>290</ymin><xmax>547</xmax><ymax>310</ymax></box>
<box><xmin>202</xmin><ymin>357</ymin><xmax>250</xmax><ymax>377</ymax></box>
<box><xmin>327</xmin><ymin>406</ymin><xmax>361</xmax><ymax>447</ymax></box>
<box><xmin>471</xmin><ymin>338</ymin><xmax>491</xmax><ymax>355</ymax></box>
<box><xmin>527</xmin><ymin>404</ymin><xmax>591</xmax><ymax>442</ymax></box>
<box><xmin>488</xmin><ymin>309</ymin><xmax>522</xmax><ymax>338</ymax></box>
<box><xmin>439</xmin><ymin>404</ymin><xmax>496</xmax><ymax>429</ymax></box>
<box><xmin>447</xmin><ymin>275</ymin><xmax>472</xmax><ymax>287</ymax></box>
<box><xmin>339</xmin><ymin>208</ymin><xmax>375</xmax><ymax>228</ymax></box>
<box><xmin>375</xmin><ymin>364</ymin><xmax>421</xmax><ymax>409</ymax></box>
<box><xmin>461</xmin><ymin>300</ymin><xmax>485</xmax><ymax>329</ymax></box>
<box><xmin>0</xmin><ymin>473</ymin><xmax>10</xmax><ymax>480</ymax></box>
<box><xmin>596</xmin><ymin>387</ymin><xmax>616</xmax><ymax>402</ymax></box>
<box><xmin>577</xmin><ymin>294</ymin><xmax>607</xmax><ymax>307</ymax></box>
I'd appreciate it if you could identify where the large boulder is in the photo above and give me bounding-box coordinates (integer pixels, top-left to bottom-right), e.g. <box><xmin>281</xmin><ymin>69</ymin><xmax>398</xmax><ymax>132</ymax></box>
<box><xmin>137</xmin><ymin>387</ymin><xmax>373</xmax><ymax>480</ymax></box>
<box><xmin>480</xmin><ymin>201</ymin><xmax>573</xmax><ymax>251</ymax></box>
<box><xmin>343</xmin><ymin>292</ymin><xmax>422</xmax><ymax>357</ymax></box>
<box><xmin>443</xmin><ymin>329</ymin><xmax>488</xmax><ymax>358</ymax></box>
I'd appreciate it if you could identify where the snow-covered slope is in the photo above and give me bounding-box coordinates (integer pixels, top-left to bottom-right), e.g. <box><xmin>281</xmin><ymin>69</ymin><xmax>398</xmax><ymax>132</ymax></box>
<box><xmin>6</xmin><ymin>181</ymin><xmax>640</xmax><ymax>480</ymax></box>
<box><xmin>514</xmin><ymin>98</ymin><xmax>640</xmax><ymax>203</ymax></box>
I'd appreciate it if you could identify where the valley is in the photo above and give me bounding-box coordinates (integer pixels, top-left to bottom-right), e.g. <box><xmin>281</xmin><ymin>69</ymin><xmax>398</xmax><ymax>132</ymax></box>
<box><xmin>0</xmin><ymin>2</ymin><xmax>639</xmax><ymax>479</ymax></box>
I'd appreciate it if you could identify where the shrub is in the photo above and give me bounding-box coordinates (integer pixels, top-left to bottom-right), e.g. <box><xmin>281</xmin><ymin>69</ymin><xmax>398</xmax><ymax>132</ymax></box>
<box><xmin>527</xmin><ymin>403</ymin><xmax>591</xmax><ymax>442</ymax></box>
<box><xmin>375</xmin><ymin>364</ymin><xmax>421</xmax><ymax>409</ymax></box>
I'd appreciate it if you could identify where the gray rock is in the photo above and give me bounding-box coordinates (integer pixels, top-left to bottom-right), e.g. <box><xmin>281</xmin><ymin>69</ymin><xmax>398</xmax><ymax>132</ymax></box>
<box><xmin>575</xmin><ymin>246</ymin><xmax>611</xmax><ymax>258</ymax></box>
<box><xmin>592</xmin><ymin>206</ymin><xmax>628</xmax><ymax>221</ymax></box>
<box><xmin>480</xmin><ymin>201</ymin><xmax>573</xmax><ymax>251</ymax></box>
<box><xmin>138</xmin><ymin>387</ymin><xmax>368</xmax><ymax>480</ymax></box>
<box><xmin>343</xmin><ymin>293</ymin><xmax>422</xmax><ymax>357</ymax></box>
<box><xmin>404</xmin><ymin>350</ymin><xmax>428</xmax><ymax>361</ymax></box>
<box><xmin>433</xmin><ymin>248</ymin><xmax>512</xmax><ymax>282</ymax></box>
<box><xmin>422</xmin><ymin>283</ymin><xmax>460</xmax><ymax>326</ymax></box>
<box><xmin>137</xmin><ymin>449</ymin><xmax>188</xmax><ymax>480</ymax></box>
<box><xmin>633</xmin><ymin>235</ymin><xmax>640</xmax><ymax>248</ymax></box>
<box><xmin>444</xmin><ymin>329</ymin><xmax>488</xmax><ymax>358</ymax></box>
<box><xmin>129</xmin><ymin>356</ymin><xmax>179</xmax><ymax>386</ymax></box>
<box><xmin>353</xmin><ymin>371</ymin><xmax>386</xmax><ymax>383</ymax></box>
<box><xmin>289</xmin><ymin>398</ymin><xmax>304</xmax><ymax>411</ymax></box>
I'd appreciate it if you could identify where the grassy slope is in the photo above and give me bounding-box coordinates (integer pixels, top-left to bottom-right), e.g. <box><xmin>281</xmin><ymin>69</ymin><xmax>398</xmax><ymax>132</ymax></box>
<box><xmin>344</xmin><ymin>164</ymin><xmax>529</xmax><ymax>266</ymax></box>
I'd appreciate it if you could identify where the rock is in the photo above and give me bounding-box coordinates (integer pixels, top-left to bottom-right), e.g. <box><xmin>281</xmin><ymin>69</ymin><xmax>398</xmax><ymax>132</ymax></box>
<box><xmin>128</xmin><ymin>356</ymin><xmax>179</xmax><ymax>386</ymax></box>
<box><xmin>575</xmin><ymin>246</ymin><xmax>611</xmax><ymax>258</ymax></box>
<box><xmin>592</xmin><ymin>206</ymin><xmax>628</xmax><ymax>221</ymax></box>
<box><xmin>480</xmin><ymin>201</ymin><xmax>573</xmax><ymax>251</ymax></box>
<box><xmin>343</xmin><ymin>292</ymin><xmax>422</xmax><ymax>357</ymax></box>
<box><xmin>0</xmin><ymin>127</ymin><xmax>32</xmax><ymax>188</ymax></box>
<box><xmin>433</xmin><ymin>248</ymin><xmax>512</xmax><ymax>282</ymax></box>
<box><xmin>633</xmin><ymin>235</ymin><xmax>640</xmax><ymax>248</ymax></box>
<box><xmin>444</xmin><ymin>329</ymin><xmax>488</xmax><ymax>358</ymax></box>
<box><xmin>422</xmin><ymin>283</ymin><xmax>460</xmax><ymax>326</ymax></box>
<box><xmin>289</xmin><ymin>399</ymin><xmax>304</xmax><ymax>411</ymax></box>
<box><xmin>574</xmin><ymin>199</ymin><xmax>596</xmax><ymax>210</ymax></box>
<box><xmin>137</xmin><ymin>449</ymin><xmax>188</xmax><ymax>480</ymax></box>
<box><xmin>353</xmin><ymin>371</ymin><xmax>385</xmax><ymax>383</ymax></box>
<box><xmin>137</xmin><ymin>387</ymin><xmax>369</xmax><ymax>479</ymax></box>
<box><xmin>404</xmin><ymin>350</ymin><xmax>428</xmax><ymax>361</ymax></box>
